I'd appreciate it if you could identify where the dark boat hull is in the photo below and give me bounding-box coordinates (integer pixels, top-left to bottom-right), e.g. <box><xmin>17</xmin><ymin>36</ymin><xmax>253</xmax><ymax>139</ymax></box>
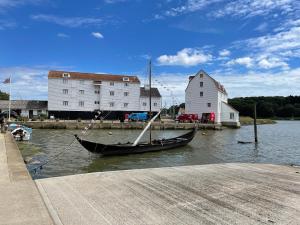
<box><xmin>75</xmin><ymin>128</ymin><xmax>196</xmax><ymax>156</ymax></box>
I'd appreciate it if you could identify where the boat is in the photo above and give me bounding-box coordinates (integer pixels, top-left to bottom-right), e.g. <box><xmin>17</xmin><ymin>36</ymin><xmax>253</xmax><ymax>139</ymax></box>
<box><xmin>75</xmin><ymin>128</ymin><xmax>196</xmax><ymax>156</ymax></box>
<box><xmin>11</xmin><ymin>127</ymin><xmax>31</xmax><ymax>141</ymax></box>
<box><xmin>75</xmin><ymin>60</ymin><xmax>197</xmax><ymax>156</ymax></box>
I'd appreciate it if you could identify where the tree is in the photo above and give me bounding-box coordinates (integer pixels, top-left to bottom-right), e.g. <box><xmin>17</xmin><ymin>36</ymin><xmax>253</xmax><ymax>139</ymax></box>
<box><xmin>0</xmin><ymin>90</ymin><xmax>9</xmax><ymax>100</ymax></box>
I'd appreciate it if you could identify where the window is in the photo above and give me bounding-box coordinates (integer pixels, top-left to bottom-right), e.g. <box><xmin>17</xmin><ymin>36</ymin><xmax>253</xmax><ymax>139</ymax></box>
<box><xmin>63</xmin><ymin>79</ymin><xmax>68</xmax><ymax>84</ymax></box>
<box><xmin>94</xmin><ymin>90</ymin><xmax>100</xmax><ymax>94</ymax></box>
<box><xmin>79</xmin><ymin>101</ymin><xmax>84</xmax><ymax>107</ymax></box>
<box><xmin>200</xmin><ymin>73</ymin><xmax>203</xmax><ymax>78</ymax></box>
<box><xmin>124</xmin><ymin>82</ymin><xmax>129</xmax><ymax>87</ymax></box>
<box><xmin>79</xmin><ymin>90</ymin><xmax>84</xmax><ymax>94</ymax></box>
<box><xmin>109</xmin><ymin>91</ymin><xmax>114</xmax><ymax>96</ymax></box>
<box><xmin>63</xmin><ymin>101</ymin><xmax>68</xmax><ymax>106</ymax></box>
<box><xmin>63</xmin><ymin>89</ymin><xmax>68</xmax><ymax>94</ymax></box>
<box><xmin>154</xmin><ymin>102</ymin><xmax>158</xmax><ymax>107</ymax></box>
<box><xmin>124</xmin><ymin>92</ymin><xmax>129</xmax><ymax>96</ymax></box>
<box><xmin>200</xmin><ymin>82</ymin><xmax>203</xmax><ymax>87</ymax></box>
<box><xmin>110</xmin><ymin>82</ymin><xmax>114</xmax><ymax>86</ymax></box>
<box><xmin>109</xmin><ymin>102</ymin><xmax>114</xmax><ymax>107</ymax></box>
<box><xmin>62</xmin><ymin>73</ymin><xmax>70</xmax><ymax>78</ymax></box>
<box><xmin>207</xmin><ymin>103</ymin><xmax>211</xmax><ymax>107</ymax></box>
<box><xmin>123</xmin><ymin>77</ymin><xmax>129</xmax><ymax>82</ymax></box>
<box><xmin>80</xmin><ymin>80</ymin><xmax>84</xmax><ymax>85</ymax></box>
<box><xmin>94</xmin><ymin>101</ymin><xmax>100</xmax><ymax>104</ymax></box>
<box><xmin>200</xmin><ymin>92</ymin><xmax>203</xmax><ymax>97</ymax></box>
<box><xmin>230</xmin><ymin>113</ymin><xmax>235</xmax><ymax>119</ymax></box>
<box><xmin>124</xmin><ymin>103</ymin><xmax>129</xmax><ymax>108</ymax></box>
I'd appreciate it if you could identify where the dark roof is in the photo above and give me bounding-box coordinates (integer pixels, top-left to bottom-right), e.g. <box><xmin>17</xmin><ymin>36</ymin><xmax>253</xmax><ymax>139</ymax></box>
<box><xmin>0</xmin><ymin>100</ymin><xmax>47</xmax><ymax>110</ymax></box>
<box><xmin>140</xmin><ymin>87</ymin><xmax>161</xmax><ymax>98</ymax></box>
<box><xmin>48</xmin><ymin>70</ymin><xmax>140</xmax><ymax>83</ymax></box>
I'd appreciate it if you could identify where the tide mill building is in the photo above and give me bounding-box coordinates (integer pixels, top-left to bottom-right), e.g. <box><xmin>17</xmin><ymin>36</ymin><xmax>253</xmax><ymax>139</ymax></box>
<box><xmin>48</xmin><ymin>70</ymin><xmax>162</xmax><ymax>119</ymax></box>
<box><xmin>185</xmin><ymin>70</ymin><xmax>240</xmax><ymax>127</ymax></box>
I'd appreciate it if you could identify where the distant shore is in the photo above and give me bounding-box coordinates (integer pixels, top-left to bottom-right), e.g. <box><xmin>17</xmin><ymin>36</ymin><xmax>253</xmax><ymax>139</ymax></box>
<box><xmin>240</xmin><ymin>116</ymin><xmax>276</xmax><ymax>126</ymax></box>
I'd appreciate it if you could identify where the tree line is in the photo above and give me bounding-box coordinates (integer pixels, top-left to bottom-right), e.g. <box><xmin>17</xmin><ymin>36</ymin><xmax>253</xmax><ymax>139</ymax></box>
<box><xmin>0</xmin><ymin>90</ymin><xmax>9</xmax><ymax>100</ymax></box>
<box><xmin>228</xmin><ymin>96</ymin><xmax>300</xmax><ymax>118</ymax></box>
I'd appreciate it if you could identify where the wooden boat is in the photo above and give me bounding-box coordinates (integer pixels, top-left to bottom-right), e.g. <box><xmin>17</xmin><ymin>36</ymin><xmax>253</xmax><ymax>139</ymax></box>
<box><xmin>74</xmin><ymin>128</ymin><xmax>196</xmax><ymax>156</ymax></box>
<box><xmin>75</xmin><ymin>60</ymin><xmax>197</xmax><ymax>156</ymax></box>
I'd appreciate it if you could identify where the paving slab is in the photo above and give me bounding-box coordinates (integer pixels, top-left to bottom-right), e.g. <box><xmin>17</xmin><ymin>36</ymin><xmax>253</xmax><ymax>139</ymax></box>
<box><xmin>0</xmin><ymin>133</ymin><xmax>54</xmax><ymax>225</ymax></box>
<box><xmin>36</xmin><ymin>163</ymin><xmax>300</xmax><ymax>225</ymax></box>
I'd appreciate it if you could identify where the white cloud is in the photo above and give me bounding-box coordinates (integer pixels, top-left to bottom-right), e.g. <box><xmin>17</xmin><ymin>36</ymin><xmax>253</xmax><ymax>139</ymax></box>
<box><xmin>57</xmin><ymin>33</ymin><xmax>69</xmax><ymax>38</ymax></box>
<box><xmin>0</xmin><ymin>65</ymin><xmax>73</xmax><ymax>100</ymax></box>
<box><xmin>157</xmin><ymin>48</ymin><xmax>212</xmax><ymax>67</ymax></box>
<box><xmin>0</xmin><ymin>0</ymin><xmax>43</xmax><ymax>12</ymax></box>
<box><xmin>91</xmin><ymin>32</ymin><xmax>104</xmax><ymax>39</ymax></box>
<box><xmin>257</xmin><ymin>57</ymin><xmax>289</xmax><ymax>69</ymax></box>
<box><xmin>227</xmin><ymin>57</ymin><xmax>254</xmax><ymax>68</ymax></box>
<box><xmin>163</xmin><ymin>0</ymin><xmax>223</xmax><ymax>17</ymax></box>
<box><xmin>219</xmin><ymin>49</ymin><xmax>230</xmax><ymax>57</ymax></box>
<box><xmin>0</xmin><ymin>19</ymin><xmax>16</xmax><ymax>30</ymax></box>
<box><xmin>255</xmin><ymin>22</ymin><xmax>268</xmax><ymax>32</ymax></box>
<box><xmin>212</xmin><ymin>0</ymin><xmax>297</xmax><ymax>18</ymax></box>
<box><xmin>31</xmin><ymin>14</ymin><xmax>103</xmax><ymax>28</ymax></box>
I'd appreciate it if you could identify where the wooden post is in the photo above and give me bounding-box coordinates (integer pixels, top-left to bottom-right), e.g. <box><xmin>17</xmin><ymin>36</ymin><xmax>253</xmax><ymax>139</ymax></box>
<box><xmin>254</xmin><ymin>103</ymin><xmax>258</xmax><ymax>143</ymax></box>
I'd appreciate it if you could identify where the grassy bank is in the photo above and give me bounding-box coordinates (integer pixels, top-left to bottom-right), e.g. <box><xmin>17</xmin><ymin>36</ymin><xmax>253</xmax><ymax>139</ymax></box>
<box><xmin>240</xmin><ymin>116</ymin><xmax>276</xmax><ymax>126</ymax></box>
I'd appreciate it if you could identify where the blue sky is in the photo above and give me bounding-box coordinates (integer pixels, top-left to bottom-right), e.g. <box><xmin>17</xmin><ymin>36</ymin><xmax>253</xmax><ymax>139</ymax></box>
<box><xmin>0</xmin><ymin>0</ymin><xmax>300</xmax><ymax>105</ymax></box>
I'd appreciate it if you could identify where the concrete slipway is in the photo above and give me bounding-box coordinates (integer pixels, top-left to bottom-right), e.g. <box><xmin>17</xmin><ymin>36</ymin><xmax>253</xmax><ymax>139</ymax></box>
<box><xmin>1</xmin><ymin>133</ymin><xmax>300</xmax><ymax>225</ymax></box>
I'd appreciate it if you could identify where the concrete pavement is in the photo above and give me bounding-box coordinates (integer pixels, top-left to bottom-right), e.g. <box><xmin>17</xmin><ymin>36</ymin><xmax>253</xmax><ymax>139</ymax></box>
<box><xmin>0</xmin><ymin>133</ymin><xmax>54</xmax><ymax>225</ymax></box>
<box><xmin>37</xmin><ymin>163</ymin><xmax>300</xmax><ymax>225</ymax></box>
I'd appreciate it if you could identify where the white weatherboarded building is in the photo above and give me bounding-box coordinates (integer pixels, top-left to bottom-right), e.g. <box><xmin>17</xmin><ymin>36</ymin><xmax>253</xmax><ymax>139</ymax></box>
<box><xmin>48</xmin><ymin>70</ymin><xmax>161</xmax><ymax>119</ymax></box>
<box><xmin>185</xmin><ymin>70</ymin><xmax>240</xmax><ymax>127</ymax></box>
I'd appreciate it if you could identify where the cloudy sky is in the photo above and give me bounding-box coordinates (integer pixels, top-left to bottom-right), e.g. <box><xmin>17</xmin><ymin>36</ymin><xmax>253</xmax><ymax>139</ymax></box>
<box><xmin>0</xmin><ymin>0</ymin><xmax>299</xmax><ymax>105</ymax></box>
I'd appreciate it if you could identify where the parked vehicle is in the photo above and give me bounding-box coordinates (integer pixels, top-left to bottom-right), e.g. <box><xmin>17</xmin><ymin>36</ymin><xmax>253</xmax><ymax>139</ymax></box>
<box><xmin>128</xmin><ymin>112</ymin><xmax>148</xmax><ymax>121</ymax></box>
<box><xmin>176</xmin><ymin>114</ymin><xmax>199</xmax><ymax>123</ymax></box>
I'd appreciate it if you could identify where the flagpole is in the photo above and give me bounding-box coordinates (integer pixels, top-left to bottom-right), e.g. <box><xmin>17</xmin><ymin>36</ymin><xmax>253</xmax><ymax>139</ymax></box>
<box><xmin>8</xmin><ymin>75</ymin><xmax>11</xmax><ymax>122</ymax></box>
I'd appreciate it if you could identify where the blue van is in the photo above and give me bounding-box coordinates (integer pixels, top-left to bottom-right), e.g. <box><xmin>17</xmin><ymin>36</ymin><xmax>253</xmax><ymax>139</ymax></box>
<box><xmin>128</xmin><ymin>112</ymin><xmax>148</xmax><ymax>121</ymax></box>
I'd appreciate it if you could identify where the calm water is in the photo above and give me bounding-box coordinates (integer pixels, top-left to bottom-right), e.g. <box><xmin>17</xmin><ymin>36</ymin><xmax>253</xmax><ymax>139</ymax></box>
<box><xmin>18</xmin><ymin>121</ymin><xmax>300</xmax><ymax>179</ymax></box>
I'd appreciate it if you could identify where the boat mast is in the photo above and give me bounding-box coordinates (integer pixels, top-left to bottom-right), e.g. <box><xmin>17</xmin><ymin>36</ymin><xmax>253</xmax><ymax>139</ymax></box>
<box><xmin>149</xmin><ymin>59</ymin><xmax>152</xmax><ymax>144</ymax></box>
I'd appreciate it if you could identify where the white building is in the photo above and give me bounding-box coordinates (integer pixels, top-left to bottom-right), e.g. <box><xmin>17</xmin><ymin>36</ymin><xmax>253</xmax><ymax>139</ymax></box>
<box><xmin>48</xmin><ymin>70</ymin><xmax>161</xmax><ymax>119</ymax></box>
<box><xmin>185</xmin><ymin>70</ymin><xmax>240</xmax><ymax>127</ymax></box>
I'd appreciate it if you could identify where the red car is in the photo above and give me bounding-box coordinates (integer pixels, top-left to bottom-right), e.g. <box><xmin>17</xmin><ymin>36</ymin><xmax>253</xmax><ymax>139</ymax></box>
<box><xmin>176</xmin><ymin>114</ymin><xmax>199</xmax><ymax>123</ymax></box>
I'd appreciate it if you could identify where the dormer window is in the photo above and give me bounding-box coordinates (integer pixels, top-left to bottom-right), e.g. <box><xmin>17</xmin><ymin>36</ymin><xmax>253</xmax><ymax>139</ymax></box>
<box><xmin>123</xmin><ymin>77</ymin><xmax>129</xmax><ymax>82</ymax></box>
<box><xmin>62</xmin><ymin>73</ymin><xmax>70</xmax><ymax>78</ymax></box>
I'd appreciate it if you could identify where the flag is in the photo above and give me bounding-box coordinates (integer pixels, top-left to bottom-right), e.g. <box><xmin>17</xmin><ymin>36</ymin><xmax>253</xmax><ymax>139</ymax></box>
<box><xmin>3</xmin><ymin>77</ymin><xmax>10</xmax><ymax>84</ymax></box>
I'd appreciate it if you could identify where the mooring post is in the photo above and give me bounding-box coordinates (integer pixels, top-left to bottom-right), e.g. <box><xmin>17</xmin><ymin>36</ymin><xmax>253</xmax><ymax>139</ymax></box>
<box><xmin>254</xmin><ymin>103</ymin><xmax>258</xmax><ymax>143</ymax></box>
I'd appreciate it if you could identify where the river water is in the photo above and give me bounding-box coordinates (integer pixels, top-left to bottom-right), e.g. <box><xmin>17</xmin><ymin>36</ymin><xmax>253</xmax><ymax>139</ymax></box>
<box><xmin>18</xmin><ymin>121</ymin><xmax>300</xmax><ymax>179</ymax></box>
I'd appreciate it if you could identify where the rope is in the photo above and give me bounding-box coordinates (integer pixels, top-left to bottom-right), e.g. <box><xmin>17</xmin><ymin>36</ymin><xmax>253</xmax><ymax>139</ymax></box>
<box><xmin>29</xmin><ymin>111</ymin><xmax>104</xmax><ymax>175</ymax></box>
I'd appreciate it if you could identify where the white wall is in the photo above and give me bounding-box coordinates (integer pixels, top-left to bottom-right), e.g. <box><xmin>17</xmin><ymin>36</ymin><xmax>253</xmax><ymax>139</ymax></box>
<box><xmin>221</xmin><ymin>102</ymin><xmax>239</xmax><ymax>123</ymax></box>
<box><xmin>48</xmin><ymin>78</ymin><xmax>141</xmax><ymax>111</ymax></box>
<box><xmin>185</xmin><ymin>72</ymin><xmax>220</xmax><ymax>122</ymax></box>
<box><xmin>100</xmin><ymin>81</ymin><xmax>140</xmax><ymax>111</ymax></box>
<box><xmin>139</xmin><ymin>97</ymin><xmax>161</xmax><ymax>112</ymax></box>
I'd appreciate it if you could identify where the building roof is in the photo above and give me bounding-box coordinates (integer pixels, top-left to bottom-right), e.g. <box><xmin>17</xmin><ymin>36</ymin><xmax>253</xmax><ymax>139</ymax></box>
<box><xmin>140</xmin><ymin>87</ymin><xmax>161</xmax><ymax>98</ymax></box>
<box><xmin>48</xmin><ymin>70</ymin><xmax>140</xmax><ymax>83</ymax></box>
<box><xmin>187</xmin><ymin>70</ymin><xmax>227</xmax><ymax>95</ymax></box>
<box><xmin>222</xmin><ymin>102</ymin><xmax>239</xmax><ymax>113</ymax></box>
<box><xmin>0</xmin><ymin>100</ymin><xmax>48</xmax><ymax>110</ymax></box>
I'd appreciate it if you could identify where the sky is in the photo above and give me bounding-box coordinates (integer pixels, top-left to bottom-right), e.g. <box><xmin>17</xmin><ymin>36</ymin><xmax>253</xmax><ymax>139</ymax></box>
<box><xmin>0</xmin><ymin>0</ymin><xmax>300</xmax><ymax>105</ymax></box>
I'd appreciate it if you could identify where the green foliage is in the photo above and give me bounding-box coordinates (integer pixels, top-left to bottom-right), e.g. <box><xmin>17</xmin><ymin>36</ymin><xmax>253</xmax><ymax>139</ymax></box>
<box><xmin>0</xmin><ymin>90</ymin><xmax>9</xmax><ymax>100</ymax></box>
<box><xmin>228</xmin><ymin>96</ymin><xmax>300</xmax><ymax>118</ymax></box>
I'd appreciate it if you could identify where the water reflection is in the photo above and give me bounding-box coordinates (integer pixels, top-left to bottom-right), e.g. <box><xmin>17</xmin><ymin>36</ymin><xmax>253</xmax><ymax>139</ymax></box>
<box><xmin>18</xmin><ymin>121</ymin><xmax>300</xmax><ymax>179</ymax></box>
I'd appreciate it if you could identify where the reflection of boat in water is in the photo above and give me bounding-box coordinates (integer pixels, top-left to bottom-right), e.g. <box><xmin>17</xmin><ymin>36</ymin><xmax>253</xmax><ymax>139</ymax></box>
<box><xmin>75</xmin><ymin>128</ymin><xmax>196</xmax><ymax>156</ymax></box>
<box><xmin>9</xmin><ymin>124</ymin><xmax>32</xmax><ymax>141</ymax></box>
